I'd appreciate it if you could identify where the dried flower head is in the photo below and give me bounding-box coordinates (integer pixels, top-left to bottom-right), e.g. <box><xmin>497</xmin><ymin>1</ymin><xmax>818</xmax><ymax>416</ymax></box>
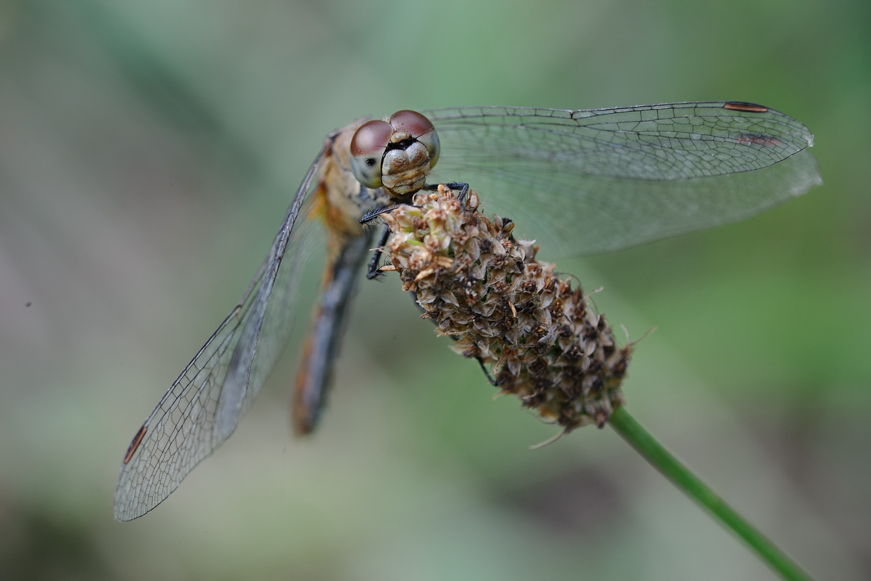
<box><xmin>379</xmin><ymin>185</ymin><xmax>632</xmax><ymax>432</ymax></box>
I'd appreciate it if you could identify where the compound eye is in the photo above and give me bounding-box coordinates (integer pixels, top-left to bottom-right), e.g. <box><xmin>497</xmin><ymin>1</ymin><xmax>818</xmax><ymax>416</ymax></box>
<box><xmin>390</xmin><ymin>110</ymin><xmax>440</xmax><ymax>168</ymax></box>
<box><xmin>350</xmin><ymin>119</ymin><xmax>392</xmax><ymax>188</ymax></box>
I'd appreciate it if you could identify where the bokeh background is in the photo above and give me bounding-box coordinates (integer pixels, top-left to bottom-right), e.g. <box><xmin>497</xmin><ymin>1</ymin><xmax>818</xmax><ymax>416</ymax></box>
<box><xmin>1</xmin><ymin>0</ymin><xmax>869</xmax><ymax>579</ymax></box>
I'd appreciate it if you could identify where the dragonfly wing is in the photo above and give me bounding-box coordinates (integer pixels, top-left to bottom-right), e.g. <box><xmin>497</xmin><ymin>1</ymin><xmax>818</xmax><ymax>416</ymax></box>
<box><xmin>427</xmin><ymin>102</ymin><xmax>821</xmax><ymax>255</ymax></box>
<box><xmin>113</xmin><ymin>143</ymin><xmax>329</xmax><ymax>521</ymax></box>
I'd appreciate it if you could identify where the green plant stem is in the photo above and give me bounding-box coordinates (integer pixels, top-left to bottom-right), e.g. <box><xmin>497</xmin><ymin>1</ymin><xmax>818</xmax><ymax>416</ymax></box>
<box><xmin>608</xmin><ymin>406</ymin><xmax>815</xmax><ymax>581</ymax></box>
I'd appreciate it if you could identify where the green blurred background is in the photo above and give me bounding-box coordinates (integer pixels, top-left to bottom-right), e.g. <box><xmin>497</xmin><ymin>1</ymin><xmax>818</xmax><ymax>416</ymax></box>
<box><xmin>0</xmin><ymin>0</ymin><xmax>868</xmax><ymax>579</ymax></box>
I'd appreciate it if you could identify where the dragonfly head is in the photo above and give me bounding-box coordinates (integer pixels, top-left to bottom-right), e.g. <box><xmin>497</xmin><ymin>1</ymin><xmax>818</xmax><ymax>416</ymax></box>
<box><xmin>350</xmin><ymin>110</ymin><xmax>440</xmax><ymax>197</ymax></box>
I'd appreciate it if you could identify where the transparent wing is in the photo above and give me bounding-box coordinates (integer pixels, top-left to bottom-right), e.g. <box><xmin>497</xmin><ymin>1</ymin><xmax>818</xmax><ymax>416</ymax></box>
<box><xmin>427</xmin><ymin>101</ymin><xmax>821</xmax><ymax>255</ymax></box>
<box><xmin>113</xmin><ymin>144</ymin><xmax>329</xmax><ymax>521</ymax></box>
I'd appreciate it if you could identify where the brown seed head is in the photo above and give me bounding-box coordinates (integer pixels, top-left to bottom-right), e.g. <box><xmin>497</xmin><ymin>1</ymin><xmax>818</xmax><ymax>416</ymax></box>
<box><xmin>381</xmin><ymin>186</ymin><xmax>632</xmax><ymax>432</ymax></box>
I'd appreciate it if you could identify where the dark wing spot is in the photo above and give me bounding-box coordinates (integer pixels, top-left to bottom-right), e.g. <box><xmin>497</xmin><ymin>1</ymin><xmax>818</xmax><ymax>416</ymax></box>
<box><xmin>123</xmin><ymin>425</ymin><xmax>148</xmax><ymax>464</ymax></box>
<box><xmin>723</xmin><ymin>102</ymin><xmax>769</xmax><ymax>113</ymax></box>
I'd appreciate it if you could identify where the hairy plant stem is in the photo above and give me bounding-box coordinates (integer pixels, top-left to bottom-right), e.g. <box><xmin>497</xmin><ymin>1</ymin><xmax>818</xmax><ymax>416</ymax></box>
<box><xmin>608</xmin><ymin>406</ymin><xmax>815</xmax><ymax>581</ymax></box>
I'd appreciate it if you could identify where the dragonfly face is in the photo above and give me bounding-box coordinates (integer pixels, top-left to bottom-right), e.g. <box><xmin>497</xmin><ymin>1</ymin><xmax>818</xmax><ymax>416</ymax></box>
<box><xmin>350</xmin><ymin>110</ymin><xmax>441</xmax><ymax>196</ymax></box>
<box><xmin>114</xmin><ymin>102</ymin><xmax>821</xmax><ymax>521</ymax></box>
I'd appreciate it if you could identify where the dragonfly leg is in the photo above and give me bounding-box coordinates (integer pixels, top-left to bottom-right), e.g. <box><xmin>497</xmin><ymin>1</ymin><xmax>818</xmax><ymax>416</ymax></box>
<box><xmin>361</xmin><ymin>184</ymin><xmax>468</xmax><ymax>227</ymax></box>
<box><xmin>475</xmin><ymin>357</ymin><xmax>500</xmax><ymax>386</ymax></box>
<box><xmin>366</xmin><ymin>225</ymin><xmax>392</xmax><ymax>280</ymax></box>
<box><xmin>359</xmin><ymin>205</ymin><xmax>396</xmax><ymax>224</ymax></box>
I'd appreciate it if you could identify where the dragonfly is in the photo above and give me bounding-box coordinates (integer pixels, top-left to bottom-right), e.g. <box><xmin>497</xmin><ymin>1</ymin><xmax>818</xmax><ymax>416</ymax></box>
<box><xmin>114</xmin><ymin>101</ymin><xmax>820</xmax><ymax>521</ymax></box>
